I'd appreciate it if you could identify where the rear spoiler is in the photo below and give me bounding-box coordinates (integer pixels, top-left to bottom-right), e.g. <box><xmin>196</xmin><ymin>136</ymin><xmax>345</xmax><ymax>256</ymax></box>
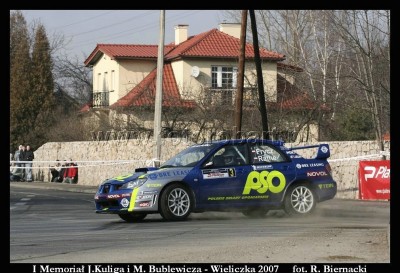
<box><xmin>287</xmin><ymin>144</ymin><xmax>330</xmax><ymax>160</ymax></box>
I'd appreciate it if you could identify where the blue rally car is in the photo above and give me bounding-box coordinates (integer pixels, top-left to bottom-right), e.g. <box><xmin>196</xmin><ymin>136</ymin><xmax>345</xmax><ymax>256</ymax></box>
<box><xmin>94</xmin><ymin>139</ymin><xmax>337</xmax><ymax>222</ymax></box>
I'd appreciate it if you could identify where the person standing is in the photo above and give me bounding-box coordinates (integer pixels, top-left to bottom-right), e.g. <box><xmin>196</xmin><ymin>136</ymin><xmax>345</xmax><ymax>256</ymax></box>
<box><xmin>24</xmin><ymin>145</ymin><xmax>34</xmax><ymax>182</ymax></box>
<box><xmin>17</xmin><ymin>145</ymin><xmax>26</xmax><ymax>180</ymax></box>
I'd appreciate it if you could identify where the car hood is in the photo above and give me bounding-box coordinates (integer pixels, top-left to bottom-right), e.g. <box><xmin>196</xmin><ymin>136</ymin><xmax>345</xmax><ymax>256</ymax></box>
<box><xmin>103</xmin><ymin>172</ymin><xmax>146</xmax><ymax>185</ymax></box>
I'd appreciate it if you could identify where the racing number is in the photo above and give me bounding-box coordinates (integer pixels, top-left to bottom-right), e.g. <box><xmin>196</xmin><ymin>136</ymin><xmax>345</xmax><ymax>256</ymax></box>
<box><xmin>243</xmin><ymin>170</ymin><xmax>286</xmax><ymax>194</ymax></box>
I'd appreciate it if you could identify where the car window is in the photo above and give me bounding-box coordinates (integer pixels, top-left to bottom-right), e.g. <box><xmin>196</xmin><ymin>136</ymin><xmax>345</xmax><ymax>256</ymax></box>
<box><xmin>250</xmin><ymin>144</ymin><xmax>287</xmax><ymax>164</ymax></box>
<box><xmin>203</xmin><ymin>144</ymin><xmax>248</xmax><ymax>167</ymax></box>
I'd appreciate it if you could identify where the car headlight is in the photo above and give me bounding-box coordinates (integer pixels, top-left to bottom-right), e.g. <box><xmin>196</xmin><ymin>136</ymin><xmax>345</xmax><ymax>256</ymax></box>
<box><xmin>121</xmin><ymin>176</ymin><xmax>148</xmax><ymax>189</ymax></box>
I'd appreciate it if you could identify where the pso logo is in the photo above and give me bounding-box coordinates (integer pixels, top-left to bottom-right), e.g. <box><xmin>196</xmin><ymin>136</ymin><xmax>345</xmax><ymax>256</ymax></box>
<box><xmin>243</xmin><ymin>170</ymin><xmax>286</xmax><ymax>194</ymax></box>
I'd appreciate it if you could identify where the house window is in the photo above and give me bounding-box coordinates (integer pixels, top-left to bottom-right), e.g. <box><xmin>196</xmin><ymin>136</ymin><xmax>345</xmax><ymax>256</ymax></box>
<box><xmin>211</xmin><ymin>66</ymin><xmax>238</xmax><ymax>89</ymax></box>
<box><xmin>97</xmin><ymin>73</ymin><xmax>102</xmax><ymax>91</ymax></box>
<box><xmin>104</xmin><ymin>71</ymin><xmax>108</xmax><ymax>91</ymax></box>
<box><xmin>111</xmin><ymin>70</ymin><xmax>115</xmax><ymax>91</ymax></box>
<box><xmin>209</xmin><ymin>66</ymin><xmax>238</xmax><ymax>105</ymax></box>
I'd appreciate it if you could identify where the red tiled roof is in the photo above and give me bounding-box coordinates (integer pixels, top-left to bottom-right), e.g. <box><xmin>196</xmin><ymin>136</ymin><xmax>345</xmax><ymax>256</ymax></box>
<box><xmin>268</xmin><ymin>74</ymin><xmax>330</xmax><ymax>111</ymax></box>
<box><xmin>84</xmin><ymin>44</ymin><xmax>175</xmax><ymax>66</ymax></box>
<box><xmin>165</xmin><ymin>29</ymin><xmax>285</xmax><ymax>60</ymax></box>
<box><xmin>111</xmin><ymin>63</ymin><xmax>196</xmax><ymax>108</ymax></box>
<box><xmin>85</xmin><ymin>29</ymin><xmax>285</xmax><ymax>66</ymax></box>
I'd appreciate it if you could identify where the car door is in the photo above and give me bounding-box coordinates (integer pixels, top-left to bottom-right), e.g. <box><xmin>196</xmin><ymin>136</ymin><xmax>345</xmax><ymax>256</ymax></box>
<box><xmin>247</xmin><ymin>142</ymin><xmax>296</xmax><ymax>205</ymax></box>
<box><xmin>195</xmin><ymin>143</ymin><xmax>253</xmax><ymax>208</ymax></box>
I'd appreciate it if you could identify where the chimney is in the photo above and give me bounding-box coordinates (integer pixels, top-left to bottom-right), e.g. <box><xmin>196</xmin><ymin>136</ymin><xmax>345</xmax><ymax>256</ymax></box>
<box><xmin>175</xmin><ymin>24</ymin><xmax>188</xmax><ymax>45</ymax></box>
<box><xmin>219</xmin><ymin>23</ymin><xmax>241</xmax><ymax>39</ymax></box>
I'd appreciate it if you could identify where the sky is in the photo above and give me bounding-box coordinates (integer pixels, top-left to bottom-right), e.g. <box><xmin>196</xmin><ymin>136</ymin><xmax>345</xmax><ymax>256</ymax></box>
<box><xmin>21</xmin><ymin>10</ymin><xmax>231</xmax><ymax>61</ymax></box>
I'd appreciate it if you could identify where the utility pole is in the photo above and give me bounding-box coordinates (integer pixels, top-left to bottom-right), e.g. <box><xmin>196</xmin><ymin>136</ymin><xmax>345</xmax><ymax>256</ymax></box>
<box><xmin>153</xmin><ymin>10</ymin><xmax>165</xmax><ymax>164</ymax></box>
<box><xmin>249</xmin><ymin>10</ymin><xmax>269</xmax><ymax>139</ymax></box>
<box><xmin>233</xmin><ymin>10</ymin><xmax>247</xmax><ymax>139</ymax></box>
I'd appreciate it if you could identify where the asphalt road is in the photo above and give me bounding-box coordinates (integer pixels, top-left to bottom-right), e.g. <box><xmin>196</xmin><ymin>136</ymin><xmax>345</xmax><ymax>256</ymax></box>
<box><xmin>10</xmin><ymin>182</ymin><xmax>390</xmax><ymax>264</ymax></box>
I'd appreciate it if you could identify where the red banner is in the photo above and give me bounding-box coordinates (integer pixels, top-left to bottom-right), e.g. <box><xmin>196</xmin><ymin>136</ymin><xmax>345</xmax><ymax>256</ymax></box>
<box><xmin>358</xmin><ymin>160</ymin><xmax>390</xmax><ymax>200</ymax></box>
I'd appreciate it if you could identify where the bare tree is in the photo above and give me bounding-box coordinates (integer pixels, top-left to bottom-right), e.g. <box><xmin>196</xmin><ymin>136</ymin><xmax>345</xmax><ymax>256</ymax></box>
<box><xmin>329</xmin><ymin>10</ymin><xmax>390</xmax><ymax>150</ymax></box>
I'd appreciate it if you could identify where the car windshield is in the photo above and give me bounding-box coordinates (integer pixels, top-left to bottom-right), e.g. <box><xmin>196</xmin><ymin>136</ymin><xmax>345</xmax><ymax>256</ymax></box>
<box><xmin>161</xmin><ymin>143</ymin><xmax>218</xmax><ymax>168</ymax></box>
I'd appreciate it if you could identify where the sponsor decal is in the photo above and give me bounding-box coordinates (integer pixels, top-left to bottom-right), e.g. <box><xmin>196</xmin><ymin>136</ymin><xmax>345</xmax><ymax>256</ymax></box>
<box><xmin>120</xmin><ymin>198</ymin><xmax>129</xmax><ymax>208</ymax></box>
<box><xmin>307</xmin><ymin>171</ymin><xmax>328</xmax><ymax>177</ymax></box>
<box><xmin>139</xmin><ymin>202</ymin><xmax>151</xmax><ymax>207</ymax></box>
<box><xmin>243</xmin><ymin>170</ymin><xmax>286</xmax><ymax>194</ymax></box>
<box><xmin>172</xmin><ymin>169</ymin><xmax>191</xmax><ymax>176</ymax></box>
<box><xmin>310</xmin><ymin>163</ymin><xmax>325</xmax><ymax>167</ymax></box>
<box><xmin>137</xmin><ymin>194</ymin><xmax>153</xmax><ymax>200</ymax></box>
<box><xmin>121</xmin><ymin>193</ymin><xmax>131</xmax><ymax>197</ymax></box>
<box><xmin>320</xmin><ymin>146</ymin><xmax>328</xmax><ymax>153</ymax></box>
<box><xmin>141</xmin><ymin>190</ymin><xmax>158</xmax><ymax>195</ymax></box>
<box><xmin>202</xmin><ymin>168</ymin><xmax>236</xmax><ymax>179</ymax></box>
<box><xmin>208</xmin><ymin>195</ymin><xmax>269</xmax><ymax>201</ymax></box>
<box><xmin>146</xmin><ymin>183</ymin><xmax>162</xmax><ymax>188</ymax></box>
<box><xmin>318</xmin><ymin>183</ymin><xmax>335</xmax><ymax>189</ymax></box>
<box><xmin>290</xmin><ymin>155</ymin><xmax>302</xmax><ymax>159</ymax></box>
<box><xmin>107</xmin><ymin>194</ymin><xmax>121</xmax><ymax>199</ymax></box>
<box><xmin>148</xmin><ymin>169</ymin><xmax>191</xmax><ymax>180</ymax></box>
<box><xmin>252</xmin><ymin>165</ymin><xmax>273</xmax><ymax>170</ymax></box>
<box><xmin>297</xmin><ymin>163</ymin><xmax>324</xmax><ymax>168</ymax></box>
<box><xmin>148</xmin><ymin>173</ymin><xmax>158</xmax><ymax>180</ymax></box>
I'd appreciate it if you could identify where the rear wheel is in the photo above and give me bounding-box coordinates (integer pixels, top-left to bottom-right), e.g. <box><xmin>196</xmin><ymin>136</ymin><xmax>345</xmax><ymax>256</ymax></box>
<box><xmin>284</xmin><ymin>183</ymin><xmax>316</xmax><ymax>216</ymax></box>
<box><xmin>118</xmin><ymin>213</ymin><xmax>147</xmax><ymax>222</ymax></box>
<box><xmin>242</xmin><ymin>208</ymin><xmax>269</xmax><ymax>218</ymax></box>
<box><xmin>160</xmin><ymin>184</ymin><xmax>192</xmax><ymax>221</ymax></box>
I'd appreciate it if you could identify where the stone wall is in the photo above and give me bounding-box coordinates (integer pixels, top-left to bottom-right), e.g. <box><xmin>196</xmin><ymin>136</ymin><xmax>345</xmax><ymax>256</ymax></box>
<box><xmin>31</xmin><ymin>139</ymin><xmax>390</xmax><ymax>199</ymax></box>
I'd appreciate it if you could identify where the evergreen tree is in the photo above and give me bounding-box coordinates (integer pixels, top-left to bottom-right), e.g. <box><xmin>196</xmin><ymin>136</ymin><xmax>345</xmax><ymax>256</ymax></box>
<box><xmin>29</xmin><ymin>23</ymin><xmax>55</xmax><ymax>147</ymax></box>
<box><xmin>10</xmin><ymin>10</ymin><xmax>32</xmax><ymax>151</ymax></box>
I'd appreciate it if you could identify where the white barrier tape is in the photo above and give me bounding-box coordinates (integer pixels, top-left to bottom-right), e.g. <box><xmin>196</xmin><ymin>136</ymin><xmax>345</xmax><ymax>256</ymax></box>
<box><xmin>10</xmin><ymin>152</ymin><xmax>389</xmax><ymax>168</ymax></box>
<box><xmin>10</xmin><ymin>160</ymin><xmax>149</xmax><ymax>164</ymax></box>
<box><xmin>329</xmin><ymin>153</ymin><xmax>389</xmax><ymax>163</ymax></box>
<box><xmin>10</xmin><ymin>159</ymin><xmax>163</xmax><ymax>169</ymax></box>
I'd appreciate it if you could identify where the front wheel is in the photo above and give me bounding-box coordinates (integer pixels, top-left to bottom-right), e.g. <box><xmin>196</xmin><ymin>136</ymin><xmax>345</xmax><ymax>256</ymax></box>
<box><xmin>118</xmin><ymin>213</ymin><xmax>147</xmax><ymax>222</ymax></box>
<box><xmin>160</xmin><ymin>184</ymin><xmax>192</xmax><ymax>221</ymax></box>
<box><xmin>284</xmin><ymin>183</ymin><xmax>316</xmax><ymax>216</ymax></box>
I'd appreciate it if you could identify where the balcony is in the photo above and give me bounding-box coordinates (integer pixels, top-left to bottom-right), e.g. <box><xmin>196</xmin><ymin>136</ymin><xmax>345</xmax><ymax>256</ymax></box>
<box><xmin>204</xmin><ymin>87</ymin><xmax>257</xmax><ymax>106</ymax></box>
<box><xmin>93</xmin><ymin>91</ymin><xmax>110</xmax><ymax>108</ymax></box>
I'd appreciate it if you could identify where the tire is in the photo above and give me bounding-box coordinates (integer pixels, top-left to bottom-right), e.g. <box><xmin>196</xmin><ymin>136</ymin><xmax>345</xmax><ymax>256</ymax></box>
<box><xmin>159</xmin><ymin>184</ymin><xmax>192</xmax><ymax>221</ymax></box>
<box><xmin>242</xmin><ymin>208</ymin><xmax>269</xmax><ymax>218</ymax></box>
<box><xmin>118</xmin><ymin>213</ymin><xmax>147</xmax><ymax>223</ymax></box>
<box><xmin>284</xmin><ymin>183</ymin><xmax>316</xmax><ymax>216</ymax></box>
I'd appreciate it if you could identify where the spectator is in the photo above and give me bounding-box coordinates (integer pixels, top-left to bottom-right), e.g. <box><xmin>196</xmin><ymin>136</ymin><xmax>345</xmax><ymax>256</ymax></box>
<box><xmin>12</xmin><ymin>145</ymin><xmax>23</xmax><ymax>177</ymax></box>
<box><xmin>24</xmin><ymin>145</ymin><xmax>34</xmax><ymax>182</ymax></box>
<box><xmin>63</xmin><ymin>159</ymin><xmax>78</xmax><ymax>184</ymax></box>
<box><xmin>50</xmin><ymin>160</ymin><xmax>62</xmax><ymax>182</ymax></box>
<box><xmin>10</xmin><ymin>145</ymin><xmax>24</xmax><ymax>182</ymax></box>
<box><xmin>56</xmin><ymin>160</ymin><xmax>68</xmax><ymax>183</ymax></box>
<box><xmin>10</xmin><ymin>151</ymin><xmax>13</xmax><ymax>172</ymax></box>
